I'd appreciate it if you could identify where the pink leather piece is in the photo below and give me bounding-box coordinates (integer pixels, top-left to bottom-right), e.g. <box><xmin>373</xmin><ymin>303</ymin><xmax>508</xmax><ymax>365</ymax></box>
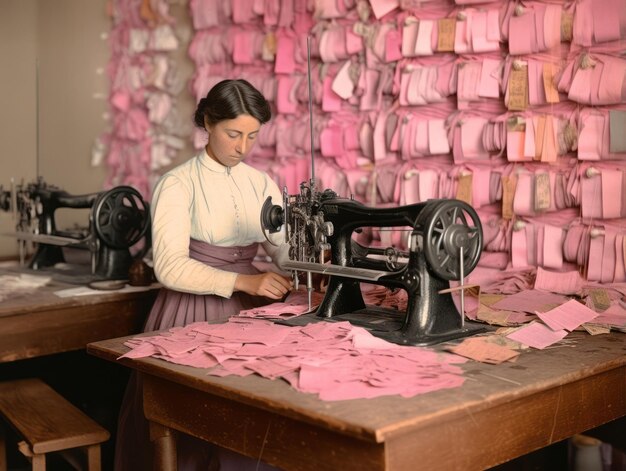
<box><xmin>454</xmin><ymin>16</ymin><xmax>470</xmax><ymax>54</ymax></box>
<box><xmin>601</xmin><ymin>228</ymin><xmax>617</xmax><ymax>283</ymax></box>
<box><xmin>533</xmin><ymin>4</ymin><xmax>547</xmax><ymax>53</ymax></box>
<box><xmin>372</xmin><ymin>23</ymin><xmax>394</xmax><ymax>63</ymax></box>
<box><xmin>513</xmin><ymin>172</ymin><xmax>533</xmax><ymax>216</ymax></box>
<box><xmin>527</xmin><ymin>60</ymin><xmax>547</xmax><ymax>105</ymax></box>
<box><xmin>506</xmin><ymin>130</ymin><xmax>528</xmax><ymax>162</ymax></box>
<box><xmin>414</xmin><ymin>20</ymin><xmax>434</xmax><ymax>56</ymax></box>
<box><xmin>470</xmin><ymin>166</ymin><xmax>491</xmax><ymax>208</ymax></box>
<box><xmin>471</xmin><ymin>10</ymin><xmax>499</xmax><ymax>53</ymax></box>
<box><xmin>385</xmin><ymin>28</ymin><xmax>403</xmax><ymax>62</ymax></box>
<box><xmin>563</xmin><ymin>223</ymin><xmax>584</xmax><ymax>263</ymax></box>
<box><xmin>543</xmin><ymin>225</ymin><xmax>564</xmax><ymax>270</ymax></box>
<box><xmin>572</xmin><ymin>0</ymin><xmax>594</xmax><ymax>47</ymax></box>
<box><xmin>322</xmin><ymin>75</ymin><xmax>343</xmax><ymax>112</ymax></box>
<box><xmin>276</xmin><ymin>75</ymin><xmax>299</xmax><ymax>114</ymax></box>
<box><xmin>359</xmin><ymin>68</ymin><xmax>381</xmax><ymax>111</ymax></box>
<box><xmin>601</xmin><ymin>169</ymin><xmax>623</xmax><ymax>219</ymax></box>
<box><xmin>428</xmin><ymin>119</ymin><xmax>450</xmax><ymax>155</ymax></box>
<box><xmin>578</xmin><ymin>112</ymin><xmax>604</xmax><ymax>160</ymax></box>
<box><xmin>508</xmin><ymin>10</ymin><xmax>537</xmax><ymax>55</ymax></box>
<box><xmin>511</xmin><ymin>226</ymin><xmax>529</xmax><ymax>268</ymax></box>
<box><xmin>543</xmin><ymin>4</ymin><xmax>562</xmax><ymax>50</ymax></box>
<box><xmin>369</xmin><ymin>0</ymin><xmax>399</xmax><ymax>20</ymax></box>
<box><xmin>419</xmin><ymin>169</ymin><xmax>439</xmax><ymax>201</ymax></box>
<box><xmin>332</xmin><ymin>60</ymin><xmax>356</xmax><ymax>100</ymax></box>
<box><xmin>586</xmin><ymin>231</ymin><xmax>604</xmax><ymax>282</ymax></box>
<box><xmin>274</xmin><ymin>31</ymin><xmax>297</xmax><ymax>74</ymax></box>
<box><xmin>231</xmin><ymin>0</ymin><xmax>256</xmax><ymax>24</ymax></box>
<box><xmin>580</xmin><ymin>173</ymin><xmax>603</xmax><ymax>220</ymax></box>
<box><xmin>479</xmin><ymin>58</ymin><xmax>501</xmax><ymax>99</ymax></box>
<box><xmin>568</xmin><ymin>63</ymin><xmax>593</xmax><ymax>104</ymax></box>
<box><xmin>460</xmin><ymin>118</ymin><xmax>488</xmax><ymax>159</ymax></box>
<box><xmin>457</xmin><ymin>61</ymin><xmax>482</xmax><ymax>104</ymax></box>
<box><xmin>535</xmin><ymin>225</ymin><xmax>544</xmax><ymax>267</ymax></box>
<box><xmin>402</xmin><ymin>19</ymin><xmax>419</xmax><ymax>58</ymax></box>
<box><xmin>597</xmin><ymin>56</ymin><xmax>626</xmax><ymax>105</ymax></box>
<box><xmin>320</xmin><ymin>125</ymin><xmax>345</xmax><ymax>157</ymax></box>
<box><xmin>614</xmin><ymin>235</ymin><xmax>626</xmax><ymax>282</ymax></box>
<box><xmin>592</xmin><ymin>0</ymin><xmax>622</xmax><ymax>44</ymax></box>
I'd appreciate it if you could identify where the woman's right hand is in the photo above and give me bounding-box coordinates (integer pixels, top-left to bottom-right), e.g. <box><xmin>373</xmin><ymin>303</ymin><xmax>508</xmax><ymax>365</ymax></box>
<box><xmin>234</xmin><ymin>272</ymin><xmax>293</xmax><ymax>300</ymax></box>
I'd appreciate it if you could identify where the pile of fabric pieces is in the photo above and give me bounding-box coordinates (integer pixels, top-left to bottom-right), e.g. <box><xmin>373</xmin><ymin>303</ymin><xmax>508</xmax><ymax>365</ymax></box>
<box><xmin>120</xmin><ymin>293</ymin><xmax>467</xmax><ymax>401</ymax></box>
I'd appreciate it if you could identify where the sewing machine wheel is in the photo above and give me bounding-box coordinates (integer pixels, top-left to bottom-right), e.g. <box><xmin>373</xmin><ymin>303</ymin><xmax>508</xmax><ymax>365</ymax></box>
<box><xmin>421</xmin><ymin>200</ymin><xmax>482</xmax><ymax>281</ymax></box>
<box><xmin>92</xmin><ymin>186</ymin><xmax>150</xmax><ymax>249</ymax></box>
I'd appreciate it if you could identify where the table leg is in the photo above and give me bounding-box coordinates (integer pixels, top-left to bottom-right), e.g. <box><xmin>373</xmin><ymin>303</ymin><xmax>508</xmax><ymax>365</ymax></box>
<box><xmin>149</xmin><ymin>421</ymin><xmax>177</xmax><ymax>471</ymax></box>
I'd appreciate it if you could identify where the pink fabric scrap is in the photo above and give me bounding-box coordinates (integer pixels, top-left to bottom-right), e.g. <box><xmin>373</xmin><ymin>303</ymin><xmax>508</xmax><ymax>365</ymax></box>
<box><xmin>120</xmin><ymin>317</ymin><xmax>467</xmax><ymax>401</ymax></box>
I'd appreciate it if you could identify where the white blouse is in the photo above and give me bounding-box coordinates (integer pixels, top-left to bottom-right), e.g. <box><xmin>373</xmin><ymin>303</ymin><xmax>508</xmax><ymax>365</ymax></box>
<box><xmin>151</xmin><ymin>149</ymin><xmax>289</xmax><ymax>297</ymax></box>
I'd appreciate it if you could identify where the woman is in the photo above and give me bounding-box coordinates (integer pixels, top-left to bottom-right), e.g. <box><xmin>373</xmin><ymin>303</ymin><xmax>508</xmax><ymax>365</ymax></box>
<box><xmin>115</xmin><ymin>79</ymin><xmax>292</xmax><ymax>470</ymax></box>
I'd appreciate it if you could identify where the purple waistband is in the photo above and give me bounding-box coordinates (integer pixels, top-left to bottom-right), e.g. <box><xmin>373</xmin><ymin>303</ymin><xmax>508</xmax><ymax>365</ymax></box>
<box><xmin>189</xmin><ymin>239</ymin><xmax>259</xmax><ymax>268</ymax></box>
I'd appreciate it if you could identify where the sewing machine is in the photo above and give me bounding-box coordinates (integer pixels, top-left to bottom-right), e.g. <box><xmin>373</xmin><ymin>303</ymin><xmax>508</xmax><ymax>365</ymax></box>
<box><xmin>261</xmin><ymin>180</ymin><xmax>485</xmax><ymax>346</ymax></box>
<box><xmin>0</xmin><ymin>178</ymin><xmax>150</xmax><ymax>282</ymax></box>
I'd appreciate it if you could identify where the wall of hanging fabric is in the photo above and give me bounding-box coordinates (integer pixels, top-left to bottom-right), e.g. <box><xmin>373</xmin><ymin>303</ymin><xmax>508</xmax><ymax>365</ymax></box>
<box><xmin>116</xmin><ymin>0</ymin><xmax>625</xmax><ymax>285</ymax></box>
<box><xmin>99</xmin><ymin>0</ymin><xmax>188</xmax><ymax>198</ymax></box>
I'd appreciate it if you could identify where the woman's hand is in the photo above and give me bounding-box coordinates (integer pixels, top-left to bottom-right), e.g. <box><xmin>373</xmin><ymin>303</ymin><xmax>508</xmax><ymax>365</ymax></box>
<box><xmin>234</xmin><ymin>272</ymin><xmax>293</xmax><ymax>299</ymax></box>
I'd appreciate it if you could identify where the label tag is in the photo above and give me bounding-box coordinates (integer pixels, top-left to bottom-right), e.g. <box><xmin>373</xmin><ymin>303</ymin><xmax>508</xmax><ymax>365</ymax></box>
<box><xmin>437</xmin><ymin>18</ymin><xmax>456</xmax><ymax>52</ymax></box>
<box><xmin>534</xmin><ymin>173</ymin><xmax>551</xmax><ymax>212</ymax></box>
<box><xmin>507</xmin><ymin>65</ymin><xmax>528</xmax><ymax>111</ymax></box>
<box><xmin>542</xmin><ymin>63</ymin><xmax>560</xmax><ymax>103</ymax></box>
<box><xmin>456</xmin><ymin>173</ymin><xmax>473</xmax><ymax>205</ymax></box>
<box><xmin>501</xmin><ymin>175</ymin><xmax>517</xmax><ymax>220</ymax></box>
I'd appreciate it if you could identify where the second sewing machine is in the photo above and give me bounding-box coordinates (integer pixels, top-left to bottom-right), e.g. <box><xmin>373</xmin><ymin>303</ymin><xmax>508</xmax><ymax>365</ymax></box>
<box><xmin>0</xmin><ymin>178</ymin><xmax>150</xmax><ymax>283</ymax></box>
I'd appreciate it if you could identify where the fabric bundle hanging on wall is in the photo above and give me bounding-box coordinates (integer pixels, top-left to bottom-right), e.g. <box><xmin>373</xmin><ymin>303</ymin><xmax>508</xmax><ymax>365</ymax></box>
<box><xmin>184</xmin><ymin>0</ymin><xmax>626</xmax><ymax>286</ymax></box>
<box><xmin>97</xmin><ymin>0</ymin><xmax>186</xmax><ymax>200</ymax></box>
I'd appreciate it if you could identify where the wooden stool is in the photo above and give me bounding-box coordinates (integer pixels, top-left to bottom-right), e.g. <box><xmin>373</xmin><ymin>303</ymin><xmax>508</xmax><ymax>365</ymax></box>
<box><xmin>0</xmin><ymin>378</ymin><xmax>110</xmax><ymax>471</ymax></box>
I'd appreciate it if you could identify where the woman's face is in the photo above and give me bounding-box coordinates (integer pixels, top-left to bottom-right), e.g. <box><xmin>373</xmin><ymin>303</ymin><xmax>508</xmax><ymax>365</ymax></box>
<box><xmin>205</xmin><ymin>114</ymin><xmax>261</xmax><ymax>167</ymax></box>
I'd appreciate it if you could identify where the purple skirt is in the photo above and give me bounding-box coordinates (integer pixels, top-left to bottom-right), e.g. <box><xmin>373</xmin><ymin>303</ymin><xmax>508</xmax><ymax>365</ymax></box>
<box><xmin>115</xmin><ymin>240</ymin><xmax>276</xmax><ymax>471</ymax></box>
<box><xmin>143</xmin><ymin>240</ymin><xmax>270</xmax><ymax>331</ymax></box>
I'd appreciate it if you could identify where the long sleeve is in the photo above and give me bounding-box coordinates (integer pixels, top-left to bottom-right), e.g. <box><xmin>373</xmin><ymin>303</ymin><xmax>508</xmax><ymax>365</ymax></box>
<box><xmin>150</xmin><ymin>151</ymin><xmax>290</xmax><ymax>297</ymax></box>
<box><xmin>151</xmin><ymin>172</ymin><xmax>238</xmax><ymax>297</ymax></box>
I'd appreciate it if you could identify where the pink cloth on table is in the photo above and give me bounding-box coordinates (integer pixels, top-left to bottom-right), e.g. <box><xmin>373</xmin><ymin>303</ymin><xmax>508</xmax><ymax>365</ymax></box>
<box><xmin>120</xmin><ymin>317</ymin><xmax>467</xmax><ymax>401</ymax></box>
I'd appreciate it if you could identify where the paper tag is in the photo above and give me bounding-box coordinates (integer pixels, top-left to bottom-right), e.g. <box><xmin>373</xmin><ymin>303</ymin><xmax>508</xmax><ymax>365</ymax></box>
<box><xmin>501</xmin><ymin>175</ymin><xmax>517</xmax><ymax>220</ymax></box>
<box><xmin>583</xmin><ymin>323</ymin><xmax>611</xmax><ymax>335</ymax></box>
<box><xmin>534</xmin><ymin>115</ymin><xmax>546</xmax><ymax>160</ymax></box>
<box><xmin>541</xmin><ymin>116</ymin><xmax>557</xmax><ymax>162</ymax></box>
<box><xmin>561</xmin><ymin>12</ymin><xmax>573</xmax><ymax>42</ymax></box>
<box><xmin>437</xmin><ymin>18</ymin><xmax>456</xmax><ymax>52</ymax></box>
<box><xmin>456</xmin><ymin>173</ymin><xmax>473</xmax><ymax>205</ymax></box>
<box><xmin>506</xmin><ymin>116</ymin><xmax>525</xmax><ymax>132</ymax></box>
<box><xmin>264</xmin><ymin>32</ymin><xmax>277</xmax><ymax>56</ymax></box>
<box><xmin>589</xmin><ymin>288</ymin><xmax>611</xmax><ymax>312</ymax></box>
<box><xmin>542</xmin><ymin>63</ymin><xmax>560</xmax><ymax>103</ymax></box>
<box><xmin>534</xmin><ymin>173</ymin><xmax>551</xmax><ymax>212</ymax></box>
<box><xmin>507</xmin><ymin>65</ymin><xmax>528</xmax><ymax>111</ymax></box>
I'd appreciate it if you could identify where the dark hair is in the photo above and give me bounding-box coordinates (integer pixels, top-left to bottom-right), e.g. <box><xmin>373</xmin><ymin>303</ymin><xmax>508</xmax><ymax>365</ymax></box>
<box><xmin>193</xmin><ymin>79</ymin><xmax>271</xmax><ymax>128</ymax></box>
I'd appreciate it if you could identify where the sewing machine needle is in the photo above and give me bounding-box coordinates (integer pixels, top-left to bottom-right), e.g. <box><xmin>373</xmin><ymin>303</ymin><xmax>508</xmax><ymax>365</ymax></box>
<box><xmin>306</xmin><ymin>271</ymin><xmax>313</xmax><ymax>311</ymax></box>
<box><xmin>459</xmin><ymin>246</ymin><xmax>465</xmax><ymax>329</ymax></box>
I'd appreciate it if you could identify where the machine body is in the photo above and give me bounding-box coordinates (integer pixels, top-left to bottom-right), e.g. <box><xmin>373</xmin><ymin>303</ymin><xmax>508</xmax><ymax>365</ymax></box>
<box><xmin>1</xmin><ymin>178</ymin><xmax>150</xmax><ymax>281</ymax></box>
<box><xmin>261</xmin><ymin>181</ymin><xmax>485</xmax><ymax>346</ymax></box>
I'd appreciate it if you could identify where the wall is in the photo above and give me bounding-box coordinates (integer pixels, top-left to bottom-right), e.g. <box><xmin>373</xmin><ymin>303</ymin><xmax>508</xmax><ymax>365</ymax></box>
<box><xmin>0</xmin><ymin>0</ymin><xmax>129</xmax><ymax>258</ymax></box>
<box><xmin>0</xmin><ymin>0</ymin><xmax>196</xmax><ymax>259</ymax></box>
<box><xmin>0</xmin><ymin>0</ymin><xmax>38</xmax><ymax>258</ymax></box>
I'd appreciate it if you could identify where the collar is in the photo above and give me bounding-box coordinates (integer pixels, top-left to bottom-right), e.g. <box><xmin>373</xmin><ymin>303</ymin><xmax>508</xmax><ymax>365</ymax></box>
<box><xmin>199</xmin><ymin>148</ymin><xmax>233</xmax><ymax>175</ymax></box>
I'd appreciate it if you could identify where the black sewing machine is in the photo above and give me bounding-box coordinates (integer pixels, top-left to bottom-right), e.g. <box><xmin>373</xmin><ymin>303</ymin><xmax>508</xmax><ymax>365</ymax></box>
<box><xmin>0</xmin><ymin>178</ymin><xmax>150</xmax><ymax>282</ymax></box>
<box><xmin>261</xmin><ymin>180</ymin><xmax>485</xmax><ymax>346</ymax></box>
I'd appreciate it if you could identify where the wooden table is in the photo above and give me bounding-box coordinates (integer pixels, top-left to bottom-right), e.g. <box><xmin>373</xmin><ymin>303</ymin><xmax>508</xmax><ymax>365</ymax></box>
<box><xmin>0</xmin><ymin>270</ymin><xmax>158</xmax><ymax>363</ymax></box>
<box><xmin>87</xmin><ymin>330</ymin><xmax>626</xmax><ymax>471</ymax></box>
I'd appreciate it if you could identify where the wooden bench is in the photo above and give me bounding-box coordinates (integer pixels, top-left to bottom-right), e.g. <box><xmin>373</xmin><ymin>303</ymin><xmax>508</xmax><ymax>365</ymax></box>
<box><xmin>0</xmin><ymin>378</ymin><xmax>110</xmax><ymax>471</ymax></box>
